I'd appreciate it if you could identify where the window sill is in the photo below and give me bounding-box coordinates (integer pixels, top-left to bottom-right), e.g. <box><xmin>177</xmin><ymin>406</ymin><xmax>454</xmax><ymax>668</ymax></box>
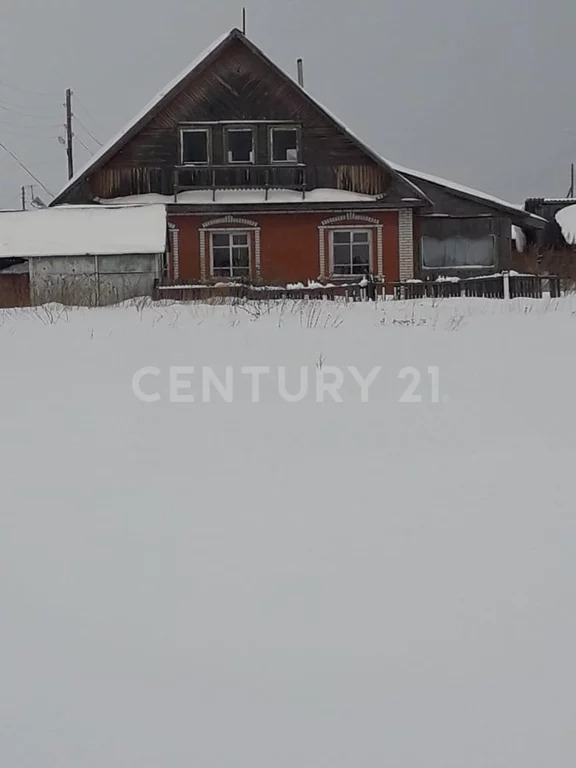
<box><xmin>329</xmin><ymin>274</ymin><xmax>371</xmax><ymax>281</ymax></box>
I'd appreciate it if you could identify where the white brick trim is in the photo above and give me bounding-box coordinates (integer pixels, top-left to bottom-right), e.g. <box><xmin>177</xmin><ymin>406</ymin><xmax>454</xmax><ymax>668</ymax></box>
<box><xmin>398</xmin><ymin>209</ymin><xmax>414</xmax><ymax>281</ymax></box>
<box><xmin>168</xmin><ymin>223</ymin><xmax>180</xmax><ymax>282</ymax></box>
<box><xmin>376</xmin><ymin>226</ymin><xmax>384</xmax><ymax>278</ymax></box>
<box><xmin>319</xmin><ymin>227</ymin><xmax>327</xmax><ymax>279</ymax></box>
<box><xmin>201</xmin><ymin>216</ymin><xmax>259</xmax><ymax>229</ymax></box>
<box><xmin>254</xmin><ymin>229</ymin><xmax>262</xmax><ymax>279</ymax></box>
<box><xmin>320</xmin><ymin>213</ymin><xmax>381</xmax><ymax>227</ymax></box>
<box><xmin>199</xmin><ymin>229</ymin><xmax>207</xmax><ymax>280</ymax></box>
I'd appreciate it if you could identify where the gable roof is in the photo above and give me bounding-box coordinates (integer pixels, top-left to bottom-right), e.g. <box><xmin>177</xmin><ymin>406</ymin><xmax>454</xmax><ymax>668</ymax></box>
<box><xmin>0</xmin><ymin>205</ymin><xmax>167</xmax><ymax>258</ymax></box>
<box><xmin>51</xmin><ymin>29</ymin><xmax>429</xmax><ymax>207</ymax></box>
<box><xmin>50</xmin><ymin>28</ymin><xmax>543</xmax><ymax>229</ymax></box>
<box><xmin>392</xmin><ymin>163</ymin><xmax>545</xmax><ymax>224</ymax></box>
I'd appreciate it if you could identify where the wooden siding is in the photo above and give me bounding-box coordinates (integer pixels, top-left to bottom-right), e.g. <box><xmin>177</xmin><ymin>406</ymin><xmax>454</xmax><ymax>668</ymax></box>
<box><xmin>0</xmin><ymin>273</ymin><xmax>30</xmax><ymax>308</ymax></box>
<box><xmin>87</xmin><ymin>38</ymin><xmax>408</xmax><ymax>202</ymax></box>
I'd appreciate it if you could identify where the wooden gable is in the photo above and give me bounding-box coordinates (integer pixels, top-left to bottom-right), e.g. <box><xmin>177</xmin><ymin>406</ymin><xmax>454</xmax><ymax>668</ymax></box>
<box><xmin>54</xmin><ymin>30</ymin><xmax>427</xmax><ymax>207</ymax></box>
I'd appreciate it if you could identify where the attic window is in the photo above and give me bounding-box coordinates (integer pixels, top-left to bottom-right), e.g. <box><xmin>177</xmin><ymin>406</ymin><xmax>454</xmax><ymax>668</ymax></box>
<box><xmin>271</xmin><ymin>126</ymin><xmax>299</xmax><ymax>163</ymax></box>
<box><xmin>181</xmin><ymin>129</ymin><xmax>209</xmax><ymax>165</ymax></box>
<box><xmin>226</xmin><ymin>127</ymin><xmax>254</xmax><ymax>164</ymax></box>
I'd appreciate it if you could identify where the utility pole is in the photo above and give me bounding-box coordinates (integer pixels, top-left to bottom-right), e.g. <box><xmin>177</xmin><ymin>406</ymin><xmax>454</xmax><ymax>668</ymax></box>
<box><xmin>570</xmin><ymin>163</ymin><xmax>575</xmax><ymax>198</ymax></box>
<box><xmin>65</xmin><ymin>88</ymin><xmax>74</xmax><ymax>180</ymax></box>
<box><xmin>21</xmin><ymin>186</ymin><xmax>26</xmax><ymax>211</ymax></box>
<box><xmin>242</xmin><ymin>7</ymin><xmax>246</xmax><ymax>34</ymax></box>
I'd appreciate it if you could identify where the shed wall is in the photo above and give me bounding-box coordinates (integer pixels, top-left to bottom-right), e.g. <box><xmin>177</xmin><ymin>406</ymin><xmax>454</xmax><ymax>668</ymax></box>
<box><xmin>30</xmin><ymin>254</ymin><xmax>161</xmax><ymax>306</ymax></box>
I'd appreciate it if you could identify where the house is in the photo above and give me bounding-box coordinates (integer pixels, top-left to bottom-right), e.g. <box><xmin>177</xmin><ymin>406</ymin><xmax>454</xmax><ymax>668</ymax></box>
<box><xmin>0</xmin><ymin>205</ymin><xmax>166</xmax><ymax>307</ymax></box>
<box><xmin>507</xmin><ymin>198</ymin><xmax>576</xmax><ymax>281</ymax></box>
<box><xmin>523</xmin><ymin>198</ymin><xmax>576</xmax><ymax>250</ymax></box>
<box><xmin>51</xmin><ymin>28</ymin><xmax>544</xmax><ymax>290</ymax></box>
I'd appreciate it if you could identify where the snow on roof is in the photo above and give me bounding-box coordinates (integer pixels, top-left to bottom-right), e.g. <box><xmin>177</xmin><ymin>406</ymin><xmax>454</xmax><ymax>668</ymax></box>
<box><xmin>51</xmin><ymin>28</ymin><xmax>542</xmax><ymax>226</ymax></box>
<box><xmin>54</xmin><ymin>31</ymin><xmax>231</xmax><ymax>202</ymax></box>
<box><xmin>527</xmin><ymin>197</ymin><xmax>576</xmax><ymax>204</ymax></box>
<box><xmin>511</xmin><ymin>225</ymin><xmax>526</xmax><ymax>252</ymax></box>
<box><xmin>0</xmin><ymin>205</ymin><xmax>167</xmax><ymax>258</ymax></box>
<box><xmin>390</xmin><ymin>162</ymin><xmax>545</xmax><ymax>221</ymax></box>
<box><xmin>103</xmin><ymin>188</ymin><xmax>381</xmax><ymax>206</ymax></box>
<box><xmin>52</xmin><ymin>29</ymin><xmax>429</xmax><ymax>207</ymax></box>
<box><xmin>555</xmin><ymin>204</ymin><xmax>576</xmax><ymax>245</ymax></box>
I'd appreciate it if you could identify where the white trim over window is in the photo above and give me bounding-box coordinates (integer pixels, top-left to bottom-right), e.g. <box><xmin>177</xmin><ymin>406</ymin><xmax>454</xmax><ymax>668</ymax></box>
<box><xmin>180</xmin><ymin>127</ymin><xmax>210</xmax><ymax>166</ymax></box>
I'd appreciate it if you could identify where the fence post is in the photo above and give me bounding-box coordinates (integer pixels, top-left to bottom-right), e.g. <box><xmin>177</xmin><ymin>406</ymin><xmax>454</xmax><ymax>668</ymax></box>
<box><xmin>503</xmin><ymin>271</ymin><xmax>511</xmax><ymax>300</ymax></box>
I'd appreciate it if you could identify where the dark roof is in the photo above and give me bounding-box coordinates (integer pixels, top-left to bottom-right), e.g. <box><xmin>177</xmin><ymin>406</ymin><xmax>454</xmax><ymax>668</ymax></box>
<box><xmin>51</xmin><ymin>29</ymin><xmax>429</xmax><ymax>207</ymax></box>
<box><xmin>50</xmin><ymin>28</ymin><xmax>544</xmax><ymax>230</ymax></box>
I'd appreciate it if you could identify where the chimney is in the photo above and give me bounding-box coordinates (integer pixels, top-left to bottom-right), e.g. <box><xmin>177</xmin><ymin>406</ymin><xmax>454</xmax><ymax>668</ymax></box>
<box><xmin>297</xmin><ymin>58</ymin><xmax>305</xmax><ymax>88</ymax></box>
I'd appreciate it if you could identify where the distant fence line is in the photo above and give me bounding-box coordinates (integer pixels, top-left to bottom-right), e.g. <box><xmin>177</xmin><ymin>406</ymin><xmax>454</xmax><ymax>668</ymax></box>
<box><xmin>0</xmin><ymin>272</ymin><xmax>563</xmax><ymax>308</ymax></box>
<box><xmin>154</xmin><ymin>282</ymin><xmax>383</xmax><ymax>303</ymax></box>
<box><xmin>393</xmin><ymin>274</ymin><xmax>561</xmax><ymax>301</ymax></box>
<box><xmin>156</xmin><ymin>274</ymin><xmax>562</xmax><ymax>304</ymax></box>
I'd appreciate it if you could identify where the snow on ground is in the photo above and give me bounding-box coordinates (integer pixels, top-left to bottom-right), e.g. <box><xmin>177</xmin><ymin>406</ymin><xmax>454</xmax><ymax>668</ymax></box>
<box><xmin>1</xmin><ymin>297</ymin><xmax>576</xmax><ymax>768</ymax></box>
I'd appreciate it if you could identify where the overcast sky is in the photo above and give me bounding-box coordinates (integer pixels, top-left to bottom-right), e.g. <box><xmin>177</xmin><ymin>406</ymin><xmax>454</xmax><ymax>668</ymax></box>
<box><xmin>0</xmin><ymin>0</ymin><xmax>575</xmax><ymax>209</ymax></box>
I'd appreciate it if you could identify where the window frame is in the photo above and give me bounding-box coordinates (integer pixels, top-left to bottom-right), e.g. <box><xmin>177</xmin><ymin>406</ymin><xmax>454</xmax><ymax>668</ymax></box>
<box><xmin>224</xmin><ymin>126</ymin><xmax>256</xmax><ymax>165</ymax></box>
<box><xmin>180</xmin><ymin>127</ymin><xmax>211</xmax><ymax>166</ymax></box>
<box><xmin>210</xmin><ymin>230</ymin><xmax>252</xmax><ymax>280</ymax></box>
<box><xmin>269</xmin><ymin>125</ymin><xmax>301</xmax><ymax>165</ymax></box>
<box><xmin>420</xmin><ymin>234</ymin><xmax>497</xmax><ymax>270</ymax></box>
<box><xmin>329</xmin><ymin>228</ymin><xmax>373</xmax><ymax>277</ymax></box>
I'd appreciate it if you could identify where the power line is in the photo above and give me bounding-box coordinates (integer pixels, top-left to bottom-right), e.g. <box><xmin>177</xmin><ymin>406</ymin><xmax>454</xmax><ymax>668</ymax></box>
<box><xmin>73</xmin><ymin>114</ymin><xmax>103</xmax><ymax>147</ymax></box>
<box><xmin>0</xmin><ymin>80</ymin><xmax>58</xmax><ymax>98</ymax></box>
<box><xmin>0</xmin><ymin>101</ymin><xmax>60</xmax><ymax>121</ymax></box>
<box><xmin>0</xmin><ymin>140</ymin><xmax>53</xmax><ymax>198</ymax></box>
<box><xmin>0</xmin><ymin>119</ymin><xmax>61</xmax><ymax>132</ymax></box>
<box><xmin>73</xmin><ymin>95</ymin><xmax>105</xmax><ymax>130</ymax></box>
<box><xmin>76</xmin><ymin>136</ymin><xmax>94</xmax><ymax>156</ymax></box>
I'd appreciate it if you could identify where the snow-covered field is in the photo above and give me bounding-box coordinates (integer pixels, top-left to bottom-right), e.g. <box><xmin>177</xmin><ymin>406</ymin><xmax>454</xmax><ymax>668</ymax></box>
<box><xmin>2</xmin><ymin>297</ymin><xmax>575</xmax><ymax>767</ymax></box>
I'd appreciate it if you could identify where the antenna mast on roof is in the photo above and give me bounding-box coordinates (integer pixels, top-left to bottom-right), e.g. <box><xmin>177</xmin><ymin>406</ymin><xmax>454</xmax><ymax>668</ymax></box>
<box><xmin>65</xmin><ymin>89</ymin><xmax>74</xmax><ymax>180</ymax></box>
<box><xmin>242</xmin><ymin>7</ymin><xmax>246</xmax><ymax>34</ymax></box>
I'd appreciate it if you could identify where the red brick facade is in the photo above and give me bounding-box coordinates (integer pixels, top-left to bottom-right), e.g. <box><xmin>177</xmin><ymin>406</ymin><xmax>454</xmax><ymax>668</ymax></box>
<box><xmin>168</xmin><ymin>209</ymin><xmax>401</xmax><ymax>286</ymax></box>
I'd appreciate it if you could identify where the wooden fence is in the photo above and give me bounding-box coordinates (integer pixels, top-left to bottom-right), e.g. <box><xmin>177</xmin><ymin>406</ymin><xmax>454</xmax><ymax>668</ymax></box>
<box><xmin>156</xmin><ymin>274</ymin><xmax>561</xmax><ymax>305</ymax></box>
<box><xmin>0</xmin><ymin>273</ymin><xmax>31</xmax><ymax>308</ymax></box>
<box><xmin>155</xmin><ymin>282</ymin><xmax>386</xmax><ymax>303</ymax></box>
<box><xmin>0</xmin><ymin>274</ymin><xmax>558</xmax><ymax>309</ymax></box>
<box><xmin>393</xmin><ymin>274</ymin><xmax>561</xmax><ymax>301</ymax></box>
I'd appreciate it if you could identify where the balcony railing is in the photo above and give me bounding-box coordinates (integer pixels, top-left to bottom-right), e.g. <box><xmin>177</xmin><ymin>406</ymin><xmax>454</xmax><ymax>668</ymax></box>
<box><xmin>173</xmin><ymin>164</ymin><xmax>307</xmax><ymax>200</ymax></box>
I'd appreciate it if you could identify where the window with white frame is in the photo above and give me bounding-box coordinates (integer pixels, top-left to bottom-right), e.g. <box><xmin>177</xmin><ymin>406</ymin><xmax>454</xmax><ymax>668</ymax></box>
<box><xmin>181</xmin><ymin>128</ymin><xmax>210</xmax><ymax>165</ymax></box>
<box><xmin>270</xmin><ymin>126</ymin><xmax>299</xmax><ymax>163</ymax></box>
<box><xmin>211</xmin><ymin>232</ymin><xmax>251</xmax><ymax>278</ymax></box>
<box><xmin>226</xmin><ymin>127</ymin><xmax>255</xmax><ymax>164</ymax></box>
<box><xmin>331</xmin><ymin>229</ymin><xmax>371</xmax><ymax>276</ymax></box>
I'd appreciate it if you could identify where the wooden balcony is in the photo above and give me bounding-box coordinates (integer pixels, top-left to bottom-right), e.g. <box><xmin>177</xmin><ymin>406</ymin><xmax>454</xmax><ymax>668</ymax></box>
<box><xmin>173</xmin><ymin>164</ymin><xmax>307</xmax><ymax>200</ymax></box>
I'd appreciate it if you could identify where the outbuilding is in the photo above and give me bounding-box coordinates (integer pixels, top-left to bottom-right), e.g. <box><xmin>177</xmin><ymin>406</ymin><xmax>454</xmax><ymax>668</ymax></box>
<box><xmin>0</xmin><ymin>204</ymin><xmax>167</xmax><ymax>307</ymax></box>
